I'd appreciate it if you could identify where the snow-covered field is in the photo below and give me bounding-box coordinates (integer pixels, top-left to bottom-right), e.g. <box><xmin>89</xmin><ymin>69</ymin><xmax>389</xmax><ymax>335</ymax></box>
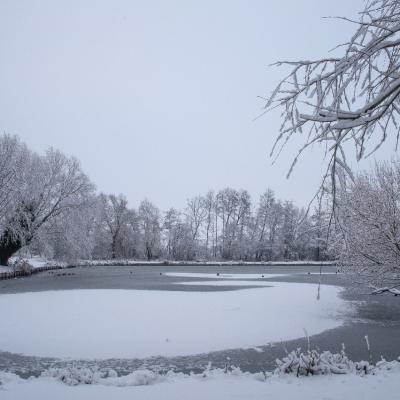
<box><xmin>1</xmin><ymin>367</ymin><xmax>400</xmax><ymax>400</ymax></box>
<box><xmin>0</xmin><ymin>281</ymin><xmax>347</xmax><ymax>359</ymax></box>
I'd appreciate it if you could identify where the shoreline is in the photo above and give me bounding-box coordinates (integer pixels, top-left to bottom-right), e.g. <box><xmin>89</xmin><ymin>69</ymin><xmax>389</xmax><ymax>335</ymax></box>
<box><xmin>0</xmin><ymin>259</ymin><xmax>337</xmax><ymax>281</ymax></box>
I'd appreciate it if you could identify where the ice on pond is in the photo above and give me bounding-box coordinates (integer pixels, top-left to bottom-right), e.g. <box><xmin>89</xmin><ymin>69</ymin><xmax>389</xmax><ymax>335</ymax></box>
<box><xmin>0</xmin><ymin>282</ymin><xmax>348</xmax><ymax>359</ymax></box>
<box><xmin>164</xmin><ymin>272</ymin><xmax>287</xmax><ymax>279</ymax></box>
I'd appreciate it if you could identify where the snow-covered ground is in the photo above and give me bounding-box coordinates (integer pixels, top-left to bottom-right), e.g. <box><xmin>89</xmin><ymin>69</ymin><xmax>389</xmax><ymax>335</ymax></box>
<box><xmin>1</xmin><ymin>366</ymin><xmax>399</xmax><ymax>400</ymax></box>
<box><xmin>0</xmin><ymin>281</ymin><xmax>347</xmax><ymax>359</ymax></box>
<box><xmin>0</xmin><ymin>256</ymin><xmax>53</xmax><ymax>272</ymax></box>
<box><xmin>14</xmin><ymin>256</ymin><xmax>49</xmax><ymax>269</ymax></box>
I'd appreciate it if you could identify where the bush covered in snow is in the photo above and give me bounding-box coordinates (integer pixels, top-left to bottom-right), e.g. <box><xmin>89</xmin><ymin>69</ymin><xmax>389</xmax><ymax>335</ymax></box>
<box><xmin>42</xmin><ymin>350</ymin><xmax>400</xmax><ymax>387</ymax></box>
<box><xmin>43</xmin><ymin>367</ymin><xmax>119</xmax><ymax>386</ymax></box>
<box><xmin>275</xmin><ymin>348</ymin><xmax>365</xmax><ymax>376</ymax></box>
<box><xmin>43</xmin><ymin>367</ymin><xmax>160</xmax><ymax>387</ymax></box>
<box><xmin>275</xmin><ymin>348</ymin><xmax>400</xmax><ymax>377</ymax></box>
<box><xmin>9</xmin><ymin>258</ymin><xmax>33</xmax><ymax>274</ymax></box>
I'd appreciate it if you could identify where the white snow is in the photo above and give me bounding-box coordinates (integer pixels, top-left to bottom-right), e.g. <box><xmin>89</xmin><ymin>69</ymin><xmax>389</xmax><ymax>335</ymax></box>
<box><xmin>177</xmin><ymin>280</ymin><xmax>275</xmax><ymax>286</ymax></box>
<box><xmin>8</xmin><ymin>256</ymin><xmax>50</xmax><ymax>269</ymax></box>
<box><xmin>1</xmin><ymin>367</ymin><xmax>400</xmax><ymax>400</ymax></box>
<box><xmin>0</xmin><ymin>282</ymin><xmax>347</xmax><ymax>359</ymax></box>
<box><xmin>0</xmin><ymin>256</ymin><xmax>53</xmax><ymax>273</ymax></box>
<box><xmin>20</xmin><ymin>256</ymin><xmax>49</xmax><ymax>269</ymax></box>
<box><xmin>176</xmin><ymin>279</ymin><xmax>336</xmax><ymax>287</ymax></box>
<box><xmin>164</xmin><ymin>272</ymin><xmax>287</xmax><ymax>279</ymax></box>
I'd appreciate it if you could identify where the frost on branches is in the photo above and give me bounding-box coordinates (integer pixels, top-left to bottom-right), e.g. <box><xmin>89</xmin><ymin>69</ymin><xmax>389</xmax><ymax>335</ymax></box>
<box><xmin>336</xmin><ymin>159</ymin><xmax>400</xmax><ymax>287</ymax></box>
<box><xmin>265</xmin><ymin>0</ymin><xmax>400</xmax><ymax>194</ymax></box>
<box><xmin>0</xmin><ymin>134</ymin><xmax>332</xmax><ymax>265</ymax></box>
<box><xmin>0</xmin><ymin>135</ymin><xmax>94</xmax><ymax>266</ymax></box>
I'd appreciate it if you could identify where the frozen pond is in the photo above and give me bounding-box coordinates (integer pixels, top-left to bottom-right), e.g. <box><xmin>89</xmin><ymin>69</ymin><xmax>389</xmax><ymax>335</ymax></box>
<box><xmin>0</xmin><ymin>264</ymin><xmax>399</xmax><ymax>376</ymax></box>
<box><xmin>0</xmin><ymin>282</ymin><xmax>346</xmax><ymax>359</ymax></box>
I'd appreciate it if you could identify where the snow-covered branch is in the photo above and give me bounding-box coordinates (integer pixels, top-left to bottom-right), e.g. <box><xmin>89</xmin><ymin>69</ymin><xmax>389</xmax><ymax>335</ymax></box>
<box><xmin>265</xmin><ymin>0</ymin><xmax>400</xmax><ymax>187</ymax></box>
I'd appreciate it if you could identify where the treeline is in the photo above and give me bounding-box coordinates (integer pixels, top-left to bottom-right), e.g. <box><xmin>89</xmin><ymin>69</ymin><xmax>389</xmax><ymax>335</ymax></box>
<box><xmin>0</xmin><ymin>134</ymin><xmax>330</xmax><ymax>265</ymax></box>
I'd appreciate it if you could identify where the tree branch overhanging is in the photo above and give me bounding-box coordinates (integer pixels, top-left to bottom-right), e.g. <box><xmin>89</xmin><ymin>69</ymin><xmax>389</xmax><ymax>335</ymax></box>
<box><xmin>264</xmin><ymin>0</ymin><xmax>400</xmax><ymax>188</ymax></box>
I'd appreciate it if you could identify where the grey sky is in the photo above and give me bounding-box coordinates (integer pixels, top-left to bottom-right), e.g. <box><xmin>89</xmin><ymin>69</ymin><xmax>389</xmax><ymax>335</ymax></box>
<box><xmin>1</xmin><ymin>0</ymin><xmax>378</xmax><ymax>210</ymax></box>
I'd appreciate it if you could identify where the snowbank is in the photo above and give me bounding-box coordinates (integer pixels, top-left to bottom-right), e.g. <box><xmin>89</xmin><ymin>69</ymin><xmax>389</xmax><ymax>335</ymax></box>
<box><xmin>8</xmin><ymin>256</ymin><xmax>61</xmax><ymax>270</ymax></box>
<box><xmin>1</xmin><ymin>257</ymin><xmax>336</xmax><ymax>271</ymax></box>
<box><xmin>0</xmin><ymin>256</ymin><xmax>67</xmax><ymax>278</ymax></box>
<box><xmin>0</xmin><ymin>257</ymin><xmax>336</xmax><ymax>281</ymax></box>
<box><xmin>0</xmin><ymin>282</ymin><xmax>348</xmax><ymax>359</ymax></box>
<box><xmin>1</xmin><ymin>360</ymin><xmax>400</xmax><ymax>400</ymax></box>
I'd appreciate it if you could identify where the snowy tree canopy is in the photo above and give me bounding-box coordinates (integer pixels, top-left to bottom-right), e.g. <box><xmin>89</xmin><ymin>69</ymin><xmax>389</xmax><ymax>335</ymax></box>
<box><xmin>0</xmin><ymin>135</ymin><xmax>94</xmax><ymax>265</ymax></box>
<box><xmin>0</xmin><ymin>134</ymin><xmax>332</xmax><ymax>265</ymax></box>
<box><xmin>337</xmin><ymin>159</ymin><xmax>400</xmax><ymax>285</ymax></box>
<box><xmin>265</xmin><ymin>0</ymin><xmax>400</xmax><ymax>195</ymax></box>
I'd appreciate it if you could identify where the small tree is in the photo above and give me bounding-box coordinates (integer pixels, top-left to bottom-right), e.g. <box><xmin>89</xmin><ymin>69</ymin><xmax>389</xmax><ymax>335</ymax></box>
<box><xmin>138</xmin><ymin>199</ymin><xmax>161</xmax><ymax>260</ymax></box>
<box><xmin>337</xmin><ymin>159</ymin><xmax>400</xmax><ymax>286</ymax></box>
<box><xmin>99</xmin><ymin>193</ymin><xmax>130</xmax><ymax>259</ymax></box>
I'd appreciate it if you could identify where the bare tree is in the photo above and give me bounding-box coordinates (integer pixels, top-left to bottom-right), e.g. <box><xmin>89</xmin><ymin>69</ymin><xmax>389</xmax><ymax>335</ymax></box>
<box><xmin>0</xmin><ymin>145</ymin><xmax>93</xmax><ymax>265</ymax></box>
<box><xmin>337</xmin><ymin>159</ymin><xmax>400</xmax><ymax>286</ymax></box>
<box><xmin>99</xmin><ymin>194</ymin><xmax>130</xmax><ymax>259</ymax></box>
<box><xmin>138</xmin><ymin>199</ymin><xmax>161</xmax><ymax>260</ymax></box>
<box><xmin>34</xmin><ymin>195</ymin><xmax>98</xmax><ymax>262</ymax></box>
<box><xmin>163</xmin><ymin>208</ymin><xmax>180</xmax><ymax>259</ymax></box>
<box><xmin>185</xmin><ymin>196</ymin><xmax>207</xmax><ymax>259</ymax></box>
<box><xmin>203</xmin><ymin>191</ymin><xmax>215</xmax><ymax>259</ymax></box>
<box><xmin>0</xmin><ymin>135</ymin><xmax>28</xmax><ymax>222</ymax></box>
<box><xmin>264</xmin><ymin>0</ymin><xmax>400</xmax><ymax>198</ymax></box>
<box><xmin>216</xmin><ymin>188</ymin><xmax>251</xmax><ymax>259</ymax></box>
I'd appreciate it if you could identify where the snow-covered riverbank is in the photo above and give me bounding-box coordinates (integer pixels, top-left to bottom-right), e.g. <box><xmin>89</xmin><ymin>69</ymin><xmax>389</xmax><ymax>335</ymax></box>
<box><xmin>1</xmin><ymin>361</ymin><xmax>400</xmax><ymax>400</ymax></box>
<box><xmin>0</xmin><ymin>256</ymin><xmax>336</xmax><ymax>279</ymax></box>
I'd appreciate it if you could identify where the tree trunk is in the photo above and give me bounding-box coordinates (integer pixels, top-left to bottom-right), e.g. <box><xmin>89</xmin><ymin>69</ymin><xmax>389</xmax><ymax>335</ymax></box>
<box><xmin>0</xmin><ymin>232</ymin><xmax>22</xmax><ymax>266</ymax></box>
<box><xmin>111</xmin><ymin>235</ymin><xmax>117</xmax><ymax>259</ymax></box>
<box><xmin>315</xmin><ymin>245</ymin><xmax>320</xmax><ymax>262</ymax></box>
<box><xmin>146</xmin><ymin>243</ymin><xmax>152</xmax><ymax>260</ymax></box>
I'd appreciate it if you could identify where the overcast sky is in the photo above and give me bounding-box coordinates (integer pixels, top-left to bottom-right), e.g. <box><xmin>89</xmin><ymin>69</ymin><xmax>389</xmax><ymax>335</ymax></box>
<box><xmin>1</xmin><ymin>0</ymin><xmax>384</xmax><ymax>210</ymax></box>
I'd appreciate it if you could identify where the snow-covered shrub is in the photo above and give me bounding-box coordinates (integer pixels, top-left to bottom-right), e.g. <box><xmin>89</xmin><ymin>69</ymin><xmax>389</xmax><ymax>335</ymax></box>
<box><xmin>42</xmin><ymin>353</ymin><xmax>400</xmax><ymax>388</ymax></box>
<box><xmin>335</xmin><ymin>160</ymin><xmax>400</xmax><ymax>287</ymax></box>
<box><xmin>101</xmin><ymin>369</ymin><xmax>160</xmax><ymax>387</ymax></box>
<box><xmin>275</xmin><ymin>348</ymin><xmax>378</xmax><ymax>377</ymax></box>
<box><xmin>43</xmin><ymin>367</ymin><xmax>161</xmax><ymax>387</ymax></box>
<box><xmin>9</xmin><ymin>258</ymin><xmax>33</xmax><ymax>274</ymax></box>
<box><xmin>375</xmin><ymin>357</ymin><xmax>400</xmax><ymax>373</ymax></box>
<box><xmin>43</xmin><ymin>367</ymin><xmax>117</xmax><ymax>386</ymax></box>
